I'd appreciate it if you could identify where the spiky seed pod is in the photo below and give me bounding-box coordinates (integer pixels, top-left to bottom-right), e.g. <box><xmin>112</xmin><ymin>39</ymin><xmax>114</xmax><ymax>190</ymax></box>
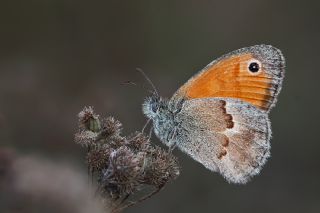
<box><xmin>143</xmin><ymin>147</ymin><xmax>180</xmax><ymax>187</ymax></box>
<box><xmin>87</xmin><ymin>146</ymin><xmax>112</xmax><ymax>172</ymax></box>
<box><xmin>74</xmin><ymin>131</ymin><xmax>99</xmax><ymax>147</ymax></box>
<box><xmin>78</xmin><ymin>106</ymin><xmax>101</xmax><ymax>132</ymax></box>
<box><xmin>75</xmin><ymin>107</ymin><xmax>180</xmax><ymax>212</ymax></box>
<box><xmin>101</xmin><ymin>146</ymin><xmax>144</xmax><ymax>199</ymax></box>
<box><xmin>127</xmin><ymin>132</ymin><xmax>149</xmax><ymax>151</ymax></box>
<box><xmin>101</xmin><ymin>117</ymin><xmax>122</xmax><ymax>138</ymax></box>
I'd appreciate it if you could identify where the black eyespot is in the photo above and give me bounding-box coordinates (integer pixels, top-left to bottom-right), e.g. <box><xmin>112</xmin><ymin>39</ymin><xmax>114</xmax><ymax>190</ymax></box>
<box><xmin>248</xmin><ymin>62</ymin><xmax>260</xmax><ymax>73</ymax></box>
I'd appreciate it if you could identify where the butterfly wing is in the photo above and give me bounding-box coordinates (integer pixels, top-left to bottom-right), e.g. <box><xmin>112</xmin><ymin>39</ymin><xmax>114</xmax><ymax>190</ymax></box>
<box><xmin>160</xmin><ymin>44</ymin><xmax>284</xmax><ymax>183</ymax></box>
<box><xmin>172</xmin><ymin>44</ymin><xmax>285</xmax><ymax>112</ymax></box>
<box><xmin>175</xmin><ymin>98</ymin><xmax>270</xmax><ymax>184</ymax></box>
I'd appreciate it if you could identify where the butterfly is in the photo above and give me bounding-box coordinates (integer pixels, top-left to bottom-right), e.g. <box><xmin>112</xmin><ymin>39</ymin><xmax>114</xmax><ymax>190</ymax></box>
<box><xmin>142</xmin><ymin>44</ymin><xmax>285</xmax><ymax>184</ymax></box>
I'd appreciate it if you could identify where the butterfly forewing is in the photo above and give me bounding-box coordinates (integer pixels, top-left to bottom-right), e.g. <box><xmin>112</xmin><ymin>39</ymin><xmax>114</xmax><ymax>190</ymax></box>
<box><xmin>173</xmin><ymin>45</ymin><xmax>285</xmax><ymax>112</ymax></box>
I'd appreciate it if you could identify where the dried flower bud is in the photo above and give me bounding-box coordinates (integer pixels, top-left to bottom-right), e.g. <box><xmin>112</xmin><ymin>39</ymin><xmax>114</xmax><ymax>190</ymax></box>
<box><xmin>87</xmin><ymin>146</ymin><xmax>111</xmax><ymax>172</ymax></box>
<box><xmin>78</xmin><ymin>106</ymin><xmax>101</xmax><ymax>132</ymax></box>
<box><xmin>101</xmin><ymin>146</ymin><xmax>144</xmax><ymax>198</ymax></box>
<box><xmin>101</xmin><ymin>117</ymin><xmax>122</xmax><ymax>137</ymax></box>
<box><xmin>143</xmin><ymin>147</ymin><xmax>180</xmax><ymax>187</ymax></box>
<box><xmin>75</xmin><ymin>107</ymin><xmax>180</xmax><ymax>212</ymax></box>
<box><xmin>75</xmin><ymin>130</ymin><xmax>98</xmax><ymax>147</ymax></box>
<box><xmin>127</xmin><ymin>132</ymin><xmax>149</xmax><ymax>151</ymax></box>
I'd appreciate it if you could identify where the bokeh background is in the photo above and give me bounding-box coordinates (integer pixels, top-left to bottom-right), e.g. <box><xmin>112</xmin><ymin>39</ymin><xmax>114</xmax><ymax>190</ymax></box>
<box><xmin>0</xmin><ymin>0</ymin><xmax>319</xmax><ymax>212</ymax></box>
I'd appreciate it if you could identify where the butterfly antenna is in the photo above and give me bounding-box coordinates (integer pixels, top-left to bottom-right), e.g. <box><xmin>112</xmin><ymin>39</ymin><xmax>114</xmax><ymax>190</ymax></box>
<box><xmin>121</xmin><ymin>80</ymin><xmax>137</xmax><ymax>86</ymax></box>
<box><xmin>136</xmin><ymin>68</ymin><xmax>159</xmax><ymax>96</ymax></box>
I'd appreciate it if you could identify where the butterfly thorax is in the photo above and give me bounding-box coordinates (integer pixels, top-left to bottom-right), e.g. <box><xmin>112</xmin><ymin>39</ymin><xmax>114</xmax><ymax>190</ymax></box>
<box><xmin>143</xmin><ymin>95</ymin><xmax>184</xmax><ymax>147</ymax></box>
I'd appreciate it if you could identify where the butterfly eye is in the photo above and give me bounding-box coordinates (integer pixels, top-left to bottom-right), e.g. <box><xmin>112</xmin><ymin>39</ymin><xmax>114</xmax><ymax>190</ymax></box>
<box><xmin>151</xmin><ymin>103</ymin><xmax>158</xmax><ymax>113</ymax></box>
<box><xmin>248</xmin><ymin>61</ymin><xmax>260</xmax><ymax>73</ymax></box>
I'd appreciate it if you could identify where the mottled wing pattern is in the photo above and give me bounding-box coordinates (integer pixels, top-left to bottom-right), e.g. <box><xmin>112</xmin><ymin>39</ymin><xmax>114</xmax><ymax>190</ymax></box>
<box><xmin>175</xmin><ymin>98</ymin><xmax>270</xmax><ymax>184</ymax></box>
<box><xmin>173</xmin><ymin>45</ymin><xmax>285</xmax><ymax>112</ymax></box>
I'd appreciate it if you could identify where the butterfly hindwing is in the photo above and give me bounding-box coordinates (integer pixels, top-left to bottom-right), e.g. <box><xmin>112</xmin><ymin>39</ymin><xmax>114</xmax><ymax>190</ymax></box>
<box><xmin>174</xmin><ymin>98</ymin><xmax>271</xmax><ymax>184</ymax></box>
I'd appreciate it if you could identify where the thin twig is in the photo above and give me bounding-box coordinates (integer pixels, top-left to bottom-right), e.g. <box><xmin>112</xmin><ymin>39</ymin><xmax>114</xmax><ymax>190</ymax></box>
<box><xmin>121</xmin><ymin>80</ymin><xmax>137</xmax><ymax>86</ymax></box>
<box><xmin>112</xmin><ymin>186</ymin><xmax>164</xmax><ymax>213</ymax></box>
<box><xmin>113</xmin><ymin>194</ymin><xmax>130</xmax><ymax>210</ymax></box>
<box><xmin>87</xmin><ymin>146</ymin><xmax>91</xmax><ymax>185</ymax></box>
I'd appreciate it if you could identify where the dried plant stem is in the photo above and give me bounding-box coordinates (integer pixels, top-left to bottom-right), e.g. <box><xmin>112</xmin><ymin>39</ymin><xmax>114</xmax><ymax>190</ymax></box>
<box><xmin>87</xmin><ymin>147</ymin><xmax>91</xmax><ymax>185</ymax></box>
<box><xmin>112</xmin><ymin>186</ymin><xmax>164</xmax><ymax>213</ymax></box>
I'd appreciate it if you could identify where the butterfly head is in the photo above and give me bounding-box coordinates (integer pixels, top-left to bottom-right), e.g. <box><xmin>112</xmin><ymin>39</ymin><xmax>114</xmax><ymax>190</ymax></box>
<box><xmin>143</xmin><ymin>93</ymin><xmax>168</xmax><ymax>119</ymax></box>
<box><xmin>143</xmin><ymin>93</ymin><xmax>181</xmax><ymax>147</ymax></box>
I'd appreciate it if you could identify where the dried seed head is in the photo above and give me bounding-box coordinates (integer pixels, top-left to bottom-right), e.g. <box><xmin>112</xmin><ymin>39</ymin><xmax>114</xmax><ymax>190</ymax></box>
<box><xmin>78</xmin><ymin>107</ymin><xmax>101</xmax><ymax>132</ymax></box>
<box><xmin>143</xmin><ymin>147</ymin><xmax>180</xmax><ymax>187</ymax></box>
<box><xmin>87</xmin><ymin>146</ymin><xmax>112</xmax><ymax>172</ymax></box>
<box><xmin>75</xmin><ymin>131</ymin><xmax>99</xmax><ymax>147</ymax></box>
<box><xmin>101</xmin><ymin>117</ymin><xmax>122</xmax><ymax>138</ymax></box>
<box><xmin>74</xmin><ymin>107</ymin><xmax>180</xmax><ymax>211</ymax></box>
<box><xmin>101</xmin><ymin>146</ymin><xmax>144</xmax><ymax>199</ymax></box>
<box><xmin>127</xmin><ymin>132</ymin><xmax>149</xmax><ymax>151</ymax></box>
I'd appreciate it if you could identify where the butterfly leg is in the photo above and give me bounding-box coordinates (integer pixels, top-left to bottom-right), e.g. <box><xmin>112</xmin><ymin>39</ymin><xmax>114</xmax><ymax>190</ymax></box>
<box><xmin>142</xmin><ymin>118</ymin><xmax>152</xmax><ymax>134</ymax></box>
<box><xmin>147</xmin><ymin>126</ymin><xmax>154</xmax><ymax>142</ymax></box>
<box><xmin>168</xmin><ymin>127</ymin><xmax>178</xmax><ymax>152</ymax></box>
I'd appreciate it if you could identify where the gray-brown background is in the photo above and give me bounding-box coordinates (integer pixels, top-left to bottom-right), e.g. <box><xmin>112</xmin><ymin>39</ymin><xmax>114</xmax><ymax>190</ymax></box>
<box><xmin>0</xmin><ymin>0</ymin><xmax>319</xmax><ymax>212</ymax></box>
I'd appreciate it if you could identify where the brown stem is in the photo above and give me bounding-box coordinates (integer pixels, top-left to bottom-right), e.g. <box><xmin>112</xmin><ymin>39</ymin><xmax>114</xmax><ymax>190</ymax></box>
<box><xmin>111</xmin><ymin>186</ymin><xmax>164</xmax><ymax>213</ymax></box>
<box><xmin>87</xmin><ymin>146</ymin><xmax>91</xmax><ymax>185</ymax></box>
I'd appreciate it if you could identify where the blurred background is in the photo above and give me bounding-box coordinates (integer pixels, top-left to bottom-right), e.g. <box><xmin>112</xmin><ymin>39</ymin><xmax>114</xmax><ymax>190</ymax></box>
<box><xmin>0</xmin><ymin>0</ymin><xmax>319</xmax><ymax>212</ymax></box>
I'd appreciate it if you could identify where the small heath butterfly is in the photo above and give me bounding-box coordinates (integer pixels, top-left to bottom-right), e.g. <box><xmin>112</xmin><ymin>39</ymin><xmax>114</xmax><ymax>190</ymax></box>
<box><xmin>143</xmin><ymin>44</ymin><xmax>285</xmax><ymax>184</ymax></box>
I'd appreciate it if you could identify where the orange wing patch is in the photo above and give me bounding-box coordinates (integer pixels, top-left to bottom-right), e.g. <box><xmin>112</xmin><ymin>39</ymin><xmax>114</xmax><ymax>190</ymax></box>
<box><xmin>175</xmin><ymin>54</ymin><xmax>274</xmax><ymax>111</ymax></box>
